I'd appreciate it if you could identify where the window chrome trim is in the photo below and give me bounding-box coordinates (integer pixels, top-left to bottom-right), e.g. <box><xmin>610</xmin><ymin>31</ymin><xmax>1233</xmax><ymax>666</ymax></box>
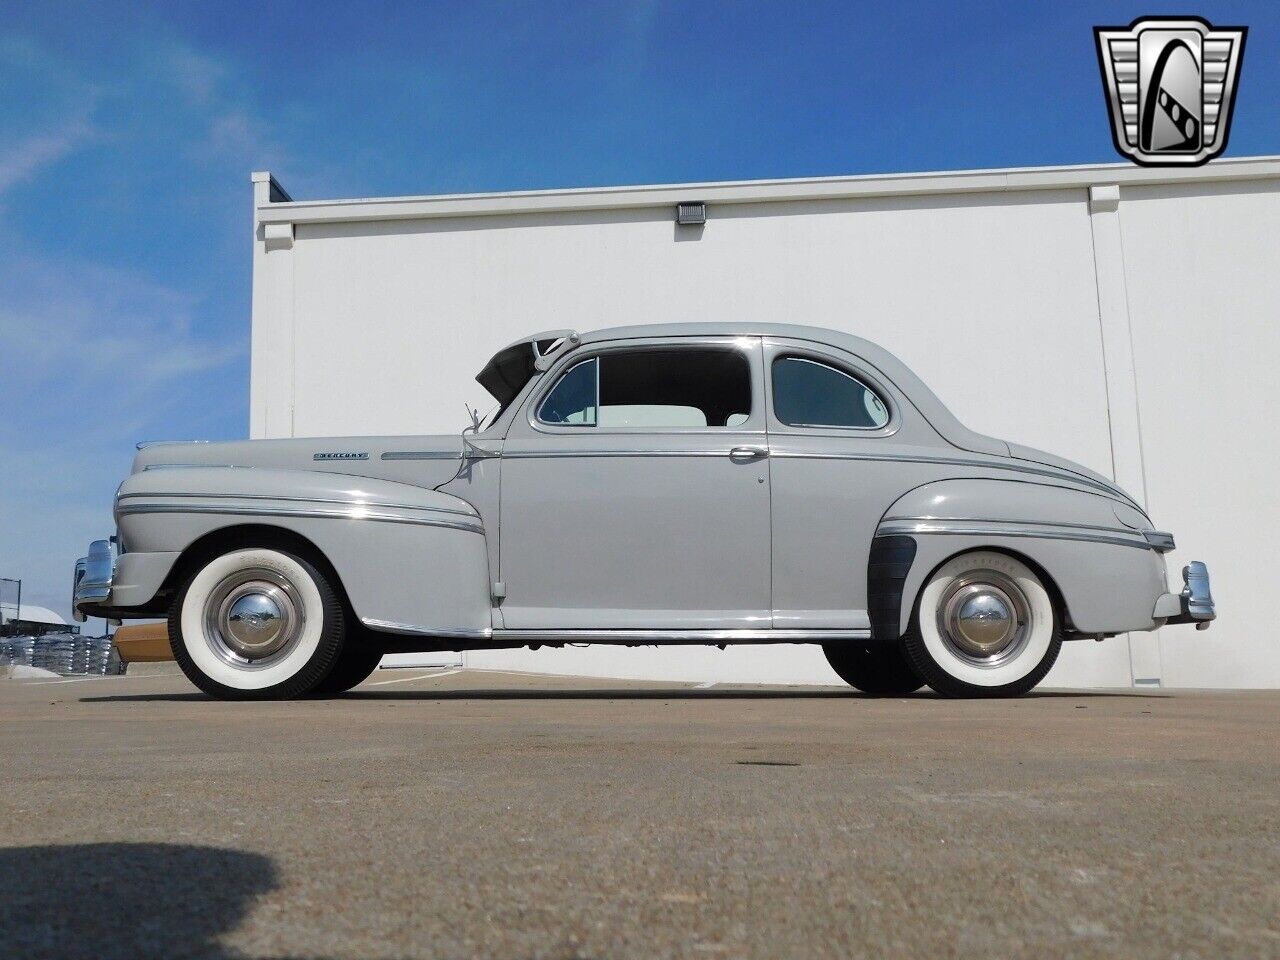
<box><xmin>763</xmin><ymin>340</ymin><xmax>901</xmax><ymax>439</ymax></box>
<box><xmin>534</xmin><ymin>356</ymin><xmax>600</xmax><ymax>428</ymax></box>
<box><xmin>116</xmin><ymin>502</ymin><xmax>485</xmax><ymax>534</ymax></box>
<box><xmin>526</xmin><ymin>337</ymin><xmax>764</xmax><ymax>437</ymax></box>
<box><xmin>771</xmin><ymin>354</ymin><xmax>893</xmax><ymax>431</ymax></box>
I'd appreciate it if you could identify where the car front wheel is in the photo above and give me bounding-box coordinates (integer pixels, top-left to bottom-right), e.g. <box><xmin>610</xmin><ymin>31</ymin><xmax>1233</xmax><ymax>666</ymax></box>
<box><xmin>903</xmin><ymin>550</ymin><xmax>1062</xmax><ymax>698</ymax></box>
<box><xmin>169</xmin><ymin>547</ymin><xmax>346</xmax><ymax>700</ymax></box>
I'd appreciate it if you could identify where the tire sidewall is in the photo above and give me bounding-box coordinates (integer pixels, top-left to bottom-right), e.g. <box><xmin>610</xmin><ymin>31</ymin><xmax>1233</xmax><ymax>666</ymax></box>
<box><xmin>910</xmin><ymin>551</ymin><xmax>1059</xmax><ymax>695</ymax></box>
<box><xmin>173</xmin><ymin>548</ymin><xmax>336</xmax><ymax>696</ymax></box>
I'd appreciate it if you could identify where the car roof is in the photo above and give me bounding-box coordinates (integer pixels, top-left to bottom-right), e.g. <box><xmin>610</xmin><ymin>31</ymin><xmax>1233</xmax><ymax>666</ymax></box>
<box><xmin>501</xmin><ymin>323</ymin><xmax>907</xmax><ymax>377</ymax></box>
<box><xmin>490</xmin><ymin>322</ymin><xmax>1007</xmax><ymax>459</ymax></box>
<box><xmin>578</xmin><ymin>321</ymin><xmax>874</xmax><ymax>349</ymax></box>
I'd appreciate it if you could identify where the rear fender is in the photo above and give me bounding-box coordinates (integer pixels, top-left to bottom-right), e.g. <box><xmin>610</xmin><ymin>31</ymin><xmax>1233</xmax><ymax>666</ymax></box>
<box><xmin>877</xmin><ymin>479</ymin><xmax>1168</xmax><ymax>636</ymax></box>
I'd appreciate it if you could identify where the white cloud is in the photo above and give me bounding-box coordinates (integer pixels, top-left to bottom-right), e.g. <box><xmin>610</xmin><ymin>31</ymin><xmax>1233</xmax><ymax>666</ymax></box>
<box><xmin>0</xmin><ymin>120</ymin><xmax>95</xmax><ymax>193</ymax></box>
<box><xmin>155</xmin><ymin>42</ymin><xmax>230</xmax><ymax>107</ymax></box>
<box><xmin>0</xmin><ymin>249</ymin><xmax>244</xmax><ymax>426</ymax></box>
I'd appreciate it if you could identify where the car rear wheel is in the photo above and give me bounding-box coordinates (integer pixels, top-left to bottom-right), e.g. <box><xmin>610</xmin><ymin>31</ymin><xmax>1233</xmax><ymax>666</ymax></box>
<box><xmin>903</xmin><ymin>550</ymin><xmax>1061</xmax><ymax>698</ymax></box>
<box><xmin>169</xmin><ymin>547</ymin><xmax>346</xmax><ymax>700</ymax></box>
<box><xmin>822</xmin><ymin>641</ymin><xmax>924</xmax><ymax>694</ymax></box>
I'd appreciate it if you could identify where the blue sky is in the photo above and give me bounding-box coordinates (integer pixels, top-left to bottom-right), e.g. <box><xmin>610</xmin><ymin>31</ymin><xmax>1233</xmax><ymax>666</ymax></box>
<box><xmin>2</xmin><ymin>0</ymin><xmax>1278</xmax><ymax>623</ymax></box>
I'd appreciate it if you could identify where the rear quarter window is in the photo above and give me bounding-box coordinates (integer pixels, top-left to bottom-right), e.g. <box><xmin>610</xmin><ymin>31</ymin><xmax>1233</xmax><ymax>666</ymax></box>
<box><xmin>772</xmin><ymin>356</ymin><xmax>890</xmax><ymax>429</ymax></box>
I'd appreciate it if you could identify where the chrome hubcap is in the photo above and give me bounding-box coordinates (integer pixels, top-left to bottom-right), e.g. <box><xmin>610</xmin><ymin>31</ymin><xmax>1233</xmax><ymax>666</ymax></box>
<box><xmin>224</xmin><ymin>591</ymin><xmax>287</xmax><ymax>656</ymax></box>
<box><xmin>938</xmin><ymin>572</ymin><xmax>1030</xmax><ymax>665</ymax></box>
<box><xmin>203</xmin><ymin>568</ymin><xmax>305</xmax><ymax>668</ymax></box>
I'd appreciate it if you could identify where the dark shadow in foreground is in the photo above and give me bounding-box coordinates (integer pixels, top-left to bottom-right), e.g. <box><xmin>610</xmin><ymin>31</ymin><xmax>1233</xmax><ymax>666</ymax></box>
<box><xmin>0</xmin><ymin>843</ymin><xmax>276</xmax><ymax>960</ymax></box>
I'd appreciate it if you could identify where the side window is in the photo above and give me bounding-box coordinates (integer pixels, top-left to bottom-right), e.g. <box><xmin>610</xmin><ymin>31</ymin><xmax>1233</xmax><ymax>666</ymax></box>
<box><xmin>771</xmin><ymin>356</ymin><xmax>890</xmax><ymax>429</ymax></box>
<box><xmin>538</xmin><ymin>348</ymin><xmax>752</xmax><ymax>429</ymax></box>
<box><xmin>538</xmin><ymin>358</ymin><xmax>597</xmax><ymax>425</ymax></box>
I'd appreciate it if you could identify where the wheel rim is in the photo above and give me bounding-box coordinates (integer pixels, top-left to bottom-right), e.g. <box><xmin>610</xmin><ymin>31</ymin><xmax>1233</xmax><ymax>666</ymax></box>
<box><xmin>202</xmin><ymin>567</ymin><xmax>306</xmax><ymax>670</ymax></box>
<box><xmin>936</xmin><ymin>570</ymin><xmax>1032</xmax><ymax>667</ymax></box>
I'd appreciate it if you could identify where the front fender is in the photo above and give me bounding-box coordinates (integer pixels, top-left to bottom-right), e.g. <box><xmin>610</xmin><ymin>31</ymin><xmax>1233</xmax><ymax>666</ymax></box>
<box><xmin>878</xmin><ymin>478</ymin><xmax>1169</xmax><ymax>636</ymax></box>
<box><xmin>113</xmin><ymin>467</ymin><xmax>492</xmax><ymax>636</ymax></box>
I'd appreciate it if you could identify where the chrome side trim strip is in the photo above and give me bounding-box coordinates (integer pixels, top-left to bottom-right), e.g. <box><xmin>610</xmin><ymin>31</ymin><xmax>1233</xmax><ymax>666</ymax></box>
<box><xmin>498</xmin><ymin>446</ymin><xmax>1129</xmax><ymax>500</ymax></box>
<box><xmin>883</xmin><ymin>515</ymin><xmax>1143</xmax><ymax>536</ymax></box>
<box><xmin>117</xmin><ymin>502</ymin><xmax>485</xmax><ymax>534</ymax></box>
<box><xmin>877</xmin><ymin>519</ymin><xmax>1153</xmax><ymax>550</ymax></box>
<box><xmin>381</xmin><ymin>451</ymin><xmax>464</xmax><ymax>461</ymax></box>
<box><xmin>362</xmin><ymin>618</ymin><xmax>493</xmax><ymax>640</ymax></box>
<box><xmin>360</xmin><ymin>623</ymin><xmax>871</xmax><ymax>643</ymax></box>
<box><xmin>117</xmin><ymin>491</ymin><xmax>479</xmax><ymax>519</ymax></box>
<box><xmin>774</xmin><ymin>450</ymin><xmax>1128</xmax><ymax>500</ymax></box>
<box><xmin>501</xmin><ymin>448</ymin><xmax>733</xmax><ymax>459</ymax></box>
<box><xmin>143</xmin><ymin>463</ymin><xmax>236</xmax><ymax>471</ymax></box>
<box><xmin>136</xmin><ymin>440</ymin><xmax>212</xmax><ymax>450</ymax></box>
<box><xmin>491</xmin><ymin>628</ymin><xmax>873</xmax><ymax>642</ymax></box>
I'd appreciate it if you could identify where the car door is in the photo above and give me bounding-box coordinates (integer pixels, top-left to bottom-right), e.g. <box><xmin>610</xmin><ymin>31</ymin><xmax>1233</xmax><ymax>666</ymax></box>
<box><xmin>497</xmin><ymin>336</ymin><xmax>771</xmax><ymax>631</ymax></box>
<box><xmin>763</xmin><ymin>337</ymin><xmax>909</xmax><ymax>630</ymax></box>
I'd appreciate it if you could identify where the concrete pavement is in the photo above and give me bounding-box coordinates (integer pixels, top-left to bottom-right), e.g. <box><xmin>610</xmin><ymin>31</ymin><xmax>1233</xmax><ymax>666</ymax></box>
<box><xmin>1</xmin><ymin>667</ymin><xmax>1277</xmax><ymax>959</ymax></box>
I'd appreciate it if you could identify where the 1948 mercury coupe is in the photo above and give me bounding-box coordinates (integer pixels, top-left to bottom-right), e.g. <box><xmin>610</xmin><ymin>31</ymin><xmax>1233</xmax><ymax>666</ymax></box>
<box><xmin>73</xmin><ymin>324</ymin><xmax>1215</xmax><ymax>699</ymax></box>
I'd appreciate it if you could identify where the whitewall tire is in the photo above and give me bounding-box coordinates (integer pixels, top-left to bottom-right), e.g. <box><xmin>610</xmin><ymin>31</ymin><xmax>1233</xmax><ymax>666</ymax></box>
<box><xmin>169</xmin><ymin>547</ymin><xmax>346</xmax><ymax>700</ymax></box>
<box><xmin>903</xmin><ymin>550</ymin><xmax>1061</xmax><ymax>698</ymax></box>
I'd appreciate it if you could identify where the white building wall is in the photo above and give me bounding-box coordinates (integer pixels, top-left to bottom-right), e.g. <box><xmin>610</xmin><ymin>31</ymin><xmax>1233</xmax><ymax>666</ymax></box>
<box><xmin>250</xmin><ymin>160</ymin><xmax>1280</xmax><ymax>688</ymax></box>
<box><xmin>1117</xmin><ymin>180</ymin><xmax>1280</xmax><ymax>688</ymax></box>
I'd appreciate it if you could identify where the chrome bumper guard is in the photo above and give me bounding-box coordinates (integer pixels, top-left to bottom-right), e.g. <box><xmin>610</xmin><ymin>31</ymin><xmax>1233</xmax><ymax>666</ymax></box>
<box><xmin>1156</xmin><ymin>560</ymin><xmax>1216</xmax><ymax>630</ymax></box>
<box><xmin>72</xmin><ymin>539</ymin><xmax>117</xmax><ymax>623</ymax></box>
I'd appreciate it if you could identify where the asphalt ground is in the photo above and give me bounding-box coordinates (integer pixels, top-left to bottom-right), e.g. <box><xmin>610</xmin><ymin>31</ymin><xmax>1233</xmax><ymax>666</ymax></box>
<box><xmin>1</xmin><ymin>667</ymin><xmax>1277</xmax><ymax>960</ymax></box>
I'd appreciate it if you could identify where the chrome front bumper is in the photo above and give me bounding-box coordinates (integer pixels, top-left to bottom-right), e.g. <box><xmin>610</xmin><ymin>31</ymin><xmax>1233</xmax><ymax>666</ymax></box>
<box><xmin>1153</xmin><ymin>560</ymin><xmax>1217</xmax><ymax>630</ymax></box>
<box><xmin>72</xmin><ymin>539</ymin><xmax>117</xmax><ymax>622</ymax></box>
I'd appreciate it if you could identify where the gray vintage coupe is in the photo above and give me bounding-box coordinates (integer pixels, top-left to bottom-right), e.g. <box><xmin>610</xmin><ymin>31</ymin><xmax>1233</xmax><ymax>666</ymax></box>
<box><xmin>74</xmin><ymin>324</ymin><xmax>1215</xmax><ymax>699</ymax></box>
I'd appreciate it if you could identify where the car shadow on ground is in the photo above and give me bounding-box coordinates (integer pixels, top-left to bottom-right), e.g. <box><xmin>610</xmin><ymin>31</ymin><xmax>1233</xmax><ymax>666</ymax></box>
<box><xmin>77</xmin><ymin>687</ymin><xmax>1170</xmax><ymax>704</ymax></box>
<box><xmin>0</xmin><ymin>843</ymin><xmax>277</xmax><ymax>959</ymax></box>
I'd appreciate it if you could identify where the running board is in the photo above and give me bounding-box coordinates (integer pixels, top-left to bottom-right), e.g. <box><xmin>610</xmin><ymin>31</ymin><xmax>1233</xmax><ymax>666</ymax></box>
<box><xmin>362</xmin><ymin>619</ymin><xmax>872</xmax><ymax>645</ymax></box>
<box><xmin>490</xmin><ymin>628</ymin><xmax>871</xmax><ymax>644</ymax></box>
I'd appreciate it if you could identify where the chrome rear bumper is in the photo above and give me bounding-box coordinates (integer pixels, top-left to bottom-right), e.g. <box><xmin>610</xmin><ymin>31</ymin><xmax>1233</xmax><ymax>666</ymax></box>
<box><xmin>1153</xmin><ymin>561</ymin><xmax>1216</xmax><ymax>630</ymax></box>
<box><xmin>72</xmin><ymin>539</ymin><xmax>116</xmax><ymax>623</ymax></box>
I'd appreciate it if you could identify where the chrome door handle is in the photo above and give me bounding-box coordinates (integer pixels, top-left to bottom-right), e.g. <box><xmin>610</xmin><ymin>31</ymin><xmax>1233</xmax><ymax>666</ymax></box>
<box><xmin>729</xmin><ymin>446</ymin><xmax>769</xmax><ymax>463</ymax></box>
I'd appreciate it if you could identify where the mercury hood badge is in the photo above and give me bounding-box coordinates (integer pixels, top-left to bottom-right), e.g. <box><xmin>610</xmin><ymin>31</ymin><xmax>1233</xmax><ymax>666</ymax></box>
<box><xmin>1095</xmin><ymin>16</ymin><xmax>1247</xmax><ymax>166</ymax></box>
